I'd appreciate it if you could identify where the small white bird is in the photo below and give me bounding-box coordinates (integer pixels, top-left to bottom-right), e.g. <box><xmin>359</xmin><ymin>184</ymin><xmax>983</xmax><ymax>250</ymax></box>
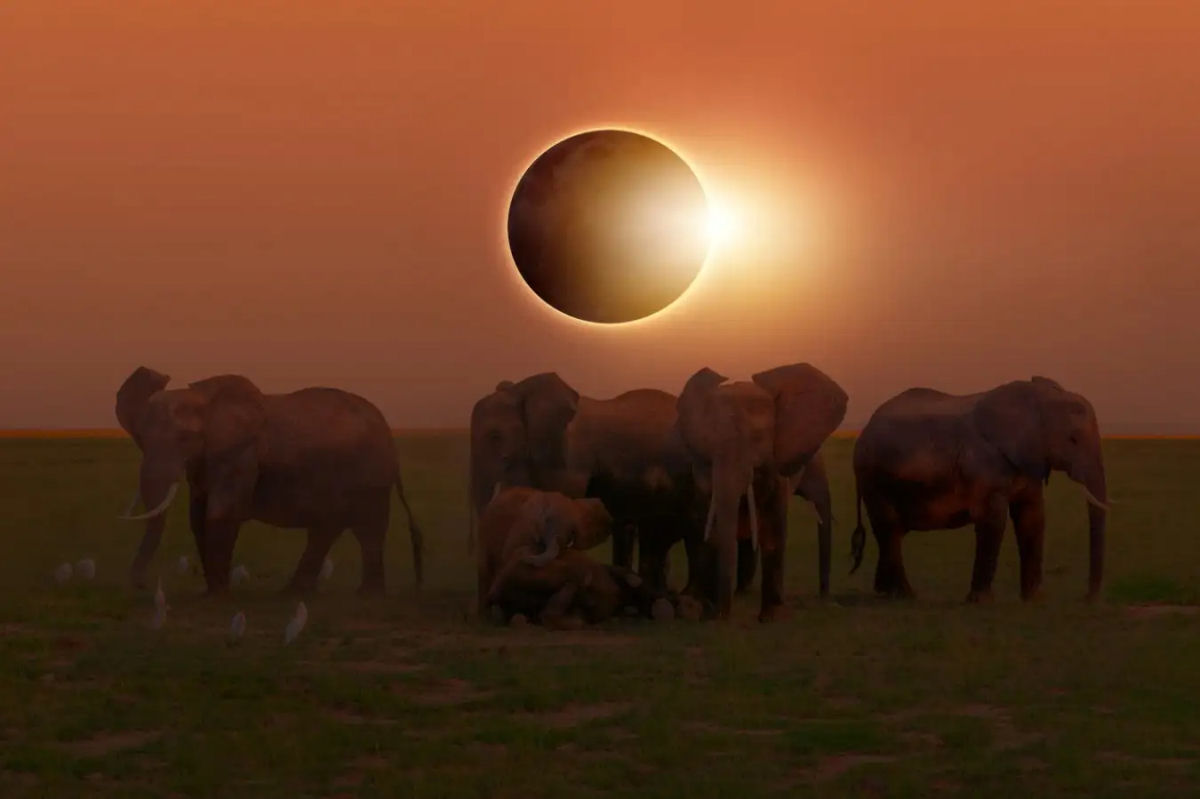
<box><xmin>178</xmin><ymin>555</ymin><xmax>190</xmax><ymax>574</ymax></box>
<box><xmin>75</xmin><ymin>558</ymin><xmax>96</xmax><ymax>580</ymax></box>
<box><xmin>229</xmin><ymin>611</ymin><xmax>246</xmax><ymax>642</ymax></box>
<box><xmin>283</xmin><ymin>601</ymin><xmax>307</xmax><ymax>645</ymax></box>
<box><xmin>231</xmin><ymin>565</ymin><xmax>250</xmax><ymax>586</ymax></box>
<box><xmin>151</xmin><ymin>579</ymin><xmax>170</xmax><ymax>629</ymax></box>
<box><xmin>53</xmin><ymin>562</ymin><xmax>73</xmax><ymax>584</ymax></box>
<box><xmin>319</xmin><ymin>557</ymin><xmax>334</xmax><ymax>581</ymax></box>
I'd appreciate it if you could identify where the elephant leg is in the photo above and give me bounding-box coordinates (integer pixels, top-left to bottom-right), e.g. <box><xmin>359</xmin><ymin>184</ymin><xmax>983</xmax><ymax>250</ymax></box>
<box><xmin>866</xmin><ymin>500</ymin><xmax>911</xmax><ymax>597</ymax></box>
<box><xmin>201</xmin><ymin>518</ymin><xmax>241</xmax><ymax>595</ymax></box>
<box><xmin>287</xmin><ymin>525</ymin><xmax>342</xmax><ymax>595</ymax></box>
<box><xmin>540</xmin><ymin>582</ymin><xmax>585</xmax><ymax>630</ymax></box>
<box><xmin>967</xmin><ymin>511</ymin><xmax>1006</xmax><ymax>603</ymax></box>
<box><xmin>736</xmin><ymin>538</ymin><xmax>757</xmax><ymax>593</ymax></box>
<box><xmin>189</xmin><ymin>494</ymin><xmax>207</xmax><ymax>558</ymax></box>
<box><xmin>1010</xmin><ymin>491</ymin><xmax>1046</xmax><ymax>601</ymax></box>
<box><xmin>637</xmin><ymin>535</ymin><xmax>669</xmax><ymax>594</ymax></box>
<box><xmin>351</xmin><ymin>518</ymin><xmax>387</xmax><ymax>596</ymax></box>
<box><xmin>612</xmin><ymin>522</ymin><xmax>636</xmax><ymax>570</ymax></box>
<box><xmin>758</xmin><ymin>476</ymin><xmax>789</xmax><ymax>622</ymax></box>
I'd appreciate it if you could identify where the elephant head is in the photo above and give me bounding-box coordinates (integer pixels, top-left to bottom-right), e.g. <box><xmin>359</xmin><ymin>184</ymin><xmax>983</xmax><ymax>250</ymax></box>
<box><xmin>468</xmin><ymin>373</ymin><xmax>581</xmax><ymax>524</ymax></box>
<box><xmin>115</xmin><ymin>367</ymin><xmax>266</xmax><ymax>587</ymax></box>
<box><xmin>974</xmin><ymin>376</ymin><xmax>1108</xmax><ymax>598</ymax></box>
<box><xmin>516</xmin><ymin>491</ymin><xmax>613</xmax><ymax>567</ymax></box>
<box><xmin>676</xmin><ymin>363</ymin><xmax>848</xmax><ymax>617</ymax></box>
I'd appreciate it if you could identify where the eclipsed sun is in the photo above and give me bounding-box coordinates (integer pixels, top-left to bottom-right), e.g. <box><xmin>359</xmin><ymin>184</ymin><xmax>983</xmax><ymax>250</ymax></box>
<box><xmin>506</xmin><ymin>129</ymin><xmax>725</xmax><ymax>324</ymax></box>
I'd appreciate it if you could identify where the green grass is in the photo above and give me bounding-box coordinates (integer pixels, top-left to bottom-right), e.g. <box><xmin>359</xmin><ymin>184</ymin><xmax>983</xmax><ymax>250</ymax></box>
<box><xmin>2</xmin><ymin>434</ymin><xmax>1200</xmax><ymax>797</ymax></box>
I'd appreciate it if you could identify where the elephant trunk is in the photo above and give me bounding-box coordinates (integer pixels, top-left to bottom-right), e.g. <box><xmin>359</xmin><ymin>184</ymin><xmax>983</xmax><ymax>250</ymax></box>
<box><xmin>709</xmin><ymin>457</ymin><xmax>749</xmax><ymax>620</ymax></box>
<box><xmin>1083</xmin><ymin>463</ymin><xmax>1108</xmax><ymax>601</ymax></box>
<box><xmin>125</xmin><ymin>458</ymin><xmax>184</xmax><ymax>588</ymax></box>
<box><xmin>522</xmin><ymin>535</ymin><xmax>560</xmax><ymax>567</ymax></box>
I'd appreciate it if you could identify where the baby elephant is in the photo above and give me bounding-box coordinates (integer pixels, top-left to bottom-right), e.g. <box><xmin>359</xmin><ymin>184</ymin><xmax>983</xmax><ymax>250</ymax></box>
<box><xmin>488</xmin><ymin>549</ymin><xmax>672</xmax><ymax>629</ymax></box>
<box><xmin>476</xmin><ymin>486</ymin><xmax>614</xmax><ymax>615</ymax></box>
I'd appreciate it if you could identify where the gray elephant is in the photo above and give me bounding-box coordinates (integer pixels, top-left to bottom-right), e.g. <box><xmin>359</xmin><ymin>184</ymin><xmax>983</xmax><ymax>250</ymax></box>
<box><xmin>849</xmin><ymin>376</ymin><xmax>1108</xmax><ymax>602</ymax></box>
<box><xmin>736</xmin><ymin>450</ymin><xmax>833</xmax><ymax>597</ymax></box>
<box><xmin>468</xmin><ymin>375</ymin><xmax>700</xmax><ymax>592</ymax></box>
<box><xmin>115</xmin><ymin>366</ymin><xmax>423</xmax><ymax>594</ymax></box>
<box><xmin>475</xmin><ymin>485</ymin><xmax>614</xmax><ymax>614</ymax></box>
<box><xmin>675</xmin><ymin>364</ymin><xmax>848</xmax><ymax>621</ymax></box>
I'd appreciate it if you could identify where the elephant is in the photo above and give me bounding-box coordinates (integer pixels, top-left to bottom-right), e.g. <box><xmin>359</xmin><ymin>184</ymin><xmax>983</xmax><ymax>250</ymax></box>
<box><xmin>848</xmin><ymin>376</ymin><xmax>1109</xmax><ymax>602</ymax></box>
<box><xmin>114</xmin><ymin>366</ymin><xmax>424</xmax><ymax>595</ymax></box>
<box><xmin>475</xmin><ymin>485</ymin><xmax>614</xmax><ymax>614</ymax></box>
<box><xmin>486</xmin><ymin>549</ymin><xmax>672</xmax><ymax>630</ymax></box>
<box><xmin>735</xmin><ymin>449</ymin><xmax>833</xmax><ymax>597</ymax></box>
<box><xmin>675</xmin><ymin>363</ymin><xmax>848</xmax><ymax>621</ymax></box>
<box><xmin>468</xmin><ymin>375</ymin><xmax>701</xmax><ymax>593</ymax></box>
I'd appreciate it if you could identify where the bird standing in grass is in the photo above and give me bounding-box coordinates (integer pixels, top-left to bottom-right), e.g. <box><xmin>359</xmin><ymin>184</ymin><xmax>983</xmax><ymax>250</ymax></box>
<box><xmin>229</xmin><ymin>611</ymin><xmax>246</xmax><ymax>644</ymax></box>
<box><xmin>54</xmin><ymin>562</ymin><xmax>73</xmax><ymax>584</ymax></box>
<box><xmin>178</xmin><ymin>555</ymin><xmax>190</xmax><ymax>574</ymax></box>
<box><xmin>151</xmin><ymin>578</ymin><xmax>169</xmax><ymax>630</ymax></box>
<box><xmin>284</xmin><ymin>601</ymin><xmax>307</xmax><ymax>645</ymax></box>
<box><xmin>75</xmin><ymin>558</ymin><xmax>96</xmax><ymax>580</ymax></box>
<box><xmin>320</xmin><ymin>557</ymin><xmax>334</xmax><ymax>581</ymax></box>
<box><xmin>231</xmin><ymin>565</ymin><xmax>250</xmax><ymax>586</ymax></box>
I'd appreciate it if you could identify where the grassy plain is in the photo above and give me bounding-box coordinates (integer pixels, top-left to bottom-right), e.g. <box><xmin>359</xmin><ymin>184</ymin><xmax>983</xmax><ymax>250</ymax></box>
<box><xmin>1</xmin><ymin>434</ymin><xmax>1199</xmax><ymax>797</ymax></box>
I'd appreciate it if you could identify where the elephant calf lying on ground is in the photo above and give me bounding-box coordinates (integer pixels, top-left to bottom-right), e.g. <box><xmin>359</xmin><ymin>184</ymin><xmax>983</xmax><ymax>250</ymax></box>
<box><xmin>486</xmin><ymin>549</ymin><xmax>675</xmax><ymax>629</ymax></box>
<box><xmin>476</xmin><ymin>486</ymin><xmax>613</xmax><ymax>614</ymax></box>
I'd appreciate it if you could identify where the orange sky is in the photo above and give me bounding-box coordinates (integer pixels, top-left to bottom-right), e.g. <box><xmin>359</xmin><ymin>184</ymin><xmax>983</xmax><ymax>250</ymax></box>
<box><xmin>2</xmin><ymin>1</ymin><xmax>1198</xmax><ymax>432</ymax></box>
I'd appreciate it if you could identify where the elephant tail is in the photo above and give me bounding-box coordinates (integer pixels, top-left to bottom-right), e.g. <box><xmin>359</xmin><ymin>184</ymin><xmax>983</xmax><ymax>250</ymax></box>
<box><xmin>396</xmin><ymin>473</ymin><xmax>424</xmax><ymax>587</ymax></box>
<box><xmin>849</xmin><ymin>485</ymin><xmax>867</xmax><ymax>575</ymax></box>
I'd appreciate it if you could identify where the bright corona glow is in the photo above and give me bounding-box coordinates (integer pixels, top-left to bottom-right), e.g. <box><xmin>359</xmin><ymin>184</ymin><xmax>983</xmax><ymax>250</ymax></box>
<box><xmin>705</xmin><ymin>200</ymin><xmax>739</xmax><ymax>249</ymax></box>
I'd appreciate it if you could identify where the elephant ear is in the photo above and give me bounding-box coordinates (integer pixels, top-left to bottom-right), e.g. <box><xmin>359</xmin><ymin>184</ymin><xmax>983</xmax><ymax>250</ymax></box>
<box><xmin>973</xmin><ymin>380</ymin><xmax>1049</xmax><ymax>481</ymax></box>
<box><xmin>513</xmin><ymin>372</ymin><xmax>579</xmax><ymax>476</ymax></box>
<box><xmin>751</xmin><ymin>363</ymin><xmax>849</xmax><ymax>477</ymax></box>
<box><xmin>115</xmin><ymin>366</ymin><xmax>171</xmax><ymax>445</ymax></box>
<box><xmin>199</xmin><ymin>378</ymin><xmax>267</xmax><ymax>520</ymax></box>
<box><xmin>571</xmin><ymin>497</ymin><xmax>613</xmax><ymax>550</ymax></box>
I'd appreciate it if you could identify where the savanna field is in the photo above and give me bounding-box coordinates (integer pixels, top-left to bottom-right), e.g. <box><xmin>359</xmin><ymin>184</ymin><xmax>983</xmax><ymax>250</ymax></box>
<box><xmin>3</xmin><ymin>433</ymin><xmax>1200</xmax><ymax>798</ymax></box>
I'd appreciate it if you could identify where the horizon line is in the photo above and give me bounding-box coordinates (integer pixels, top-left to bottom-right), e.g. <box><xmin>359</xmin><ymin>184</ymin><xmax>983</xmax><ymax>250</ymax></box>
<box><xmin>1</xmin><ymin>428</ymin><xmax>1197</xmax><ymax>441</ymax></box>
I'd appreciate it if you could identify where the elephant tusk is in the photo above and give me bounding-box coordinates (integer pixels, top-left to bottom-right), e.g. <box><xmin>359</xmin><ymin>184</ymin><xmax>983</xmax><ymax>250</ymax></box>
<box><xmin>747</xmin><ymin>481</ymin><xmax>759</xmax><ymax>552</ymax></box>
<box><xmin>703</xmin><ymin>493</ymin><xmax>716</xmax><ymax>542</ymax></box>
<box><xmin>122</xmin><ymin>489</ymin><xmax>141</xmax><ymax>517</ymax></box>
<box><xmin>491</xmin><ymin>482</ymin><xmax>504</xmax><ymax>501</ymax></box>
<box><xmin>1081</xmin><ymin>485</ymin><xmax>1110</xmax><ymax>512</ymax></box>
<box><xmin>119</xmin><ymin>482</ymin><xmax>179</xmax><ymax>521</ymax></box>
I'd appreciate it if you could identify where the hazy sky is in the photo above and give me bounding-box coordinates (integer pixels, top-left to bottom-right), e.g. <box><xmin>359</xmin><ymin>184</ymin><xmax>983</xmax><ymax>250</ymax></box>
<box><xmin>3</xmin><ymin>1</ymin><xmax>1198</xmax><ymax>431</ymax></box>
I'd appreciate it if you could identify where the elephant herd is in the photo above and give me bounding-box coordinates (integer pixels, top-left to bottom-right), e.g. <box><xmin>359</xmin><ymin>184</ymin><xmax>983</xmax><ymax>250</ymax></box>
<box><xmin>113</xmin><ymin>363</ymin><xmax>1109</xmax><ymax>627</ymax></box>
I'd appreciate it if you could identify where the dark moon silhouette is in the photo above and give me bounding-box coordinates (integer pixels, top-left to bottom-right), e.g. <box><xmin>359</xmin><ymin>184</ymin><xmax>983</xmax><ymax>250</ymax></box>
<box><xmin>507</xmin><ymin>129</ymin><xmax>710</xmax><ymax>324</ymax></box>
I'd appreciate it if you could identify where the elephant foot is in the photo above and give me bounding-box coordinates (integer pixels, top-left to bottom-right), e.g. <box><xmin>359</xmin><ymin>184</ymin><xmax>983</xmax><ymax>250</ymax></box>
<box><xmin>651</xmin><ymin>598</ymin><xmax>675</xmax><ymax>622</ymax></box>
<box><xmin>965</xmin><ymin>588</ymin><xmax>994</xmax><ymax>604</ymax></box>
<box><xmin>758</xmin><ymin>603</ymin><xmax>791</xmax><ymax>623</ymax></box>
<box><xmin>1021</xmin><ymin>587</ymin><xmax>1045</xmax><ymax>603</ymax></box>
<box><xmin>508</xmin><ymin>613</ymin><xmax>530</xmax><ymax>629</ymax></box>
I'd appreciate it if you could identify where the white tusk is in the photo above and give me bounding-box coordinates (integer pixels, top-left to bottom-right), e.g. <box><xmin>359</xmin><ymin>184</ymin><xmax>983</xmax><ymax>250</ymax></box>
<box><xmin>747</xmin><ymin>482</ymin><xmax>759</xmax><ymax>552</ymax></box>
<box><xmin>123</xmin><ymin>490</ymin><xmax>141</xmax><ymax>517</ymax></box>
<box><xmin>491</xmin><ymin>482</ymin><xmax>504</xmax><ymax>501</ymax></box>
<box><xmin>1081</xmin><ymin>485</ymin><xmax>1110</xmax><ymax>511</ymax></box>
<box><xmin>120</xmin><ymin>482</ymin><xmax>179</xmax><ymax>521</ymax></box>
<box><xmin>703</xmin><ymin>493</ymin><xmax>716</xmax><ymax>541</ymax></box>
